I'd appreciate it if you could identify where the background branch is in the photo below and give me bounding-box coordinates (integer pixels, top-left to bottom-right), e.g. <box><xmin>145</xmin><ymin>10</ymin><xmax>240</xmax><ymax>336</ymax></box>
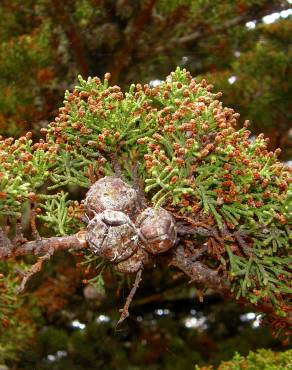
<box><xmin>153</xmin><ymin>2</ymin><xmax>290</xmax><ymax>54</ymax></box>
<box><xmin>109</xmin><ymin>0</ymin><xmax>157</xmax><ymax>83</ymax></box>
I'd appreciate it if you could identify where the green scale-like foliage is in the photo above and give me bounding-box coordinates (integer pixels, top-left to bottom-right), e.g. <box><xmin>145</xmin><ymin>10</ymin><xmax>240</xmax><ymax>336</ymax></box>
<box><xmin>0</xmin><ymin>68</ymin><xmax>291</xmax><ymax>316</ymax></box>
<box><xmin>195</xmin><ymin>348</ymin><xmax>292</xmax><ymax>370</ymax></box>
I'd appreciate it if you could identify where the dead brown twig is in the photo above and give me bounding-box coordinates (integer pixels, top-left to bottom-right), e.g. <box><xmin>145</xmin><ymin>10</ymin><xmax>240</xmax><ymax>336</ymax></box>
<box><xmin>116</xmin><ymin>268</ymin><xmax>143</xmax><ymax>327</ymax></box>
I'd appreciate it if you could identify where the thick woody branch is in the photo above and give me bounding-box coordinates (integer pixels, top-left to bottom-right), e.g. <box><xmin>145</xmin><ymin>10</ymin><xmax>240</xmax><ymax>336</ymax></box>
<box><xmin>0</xmin><ymin>230</ymin><xmax>88</xmax><ymax>292</ymax></box>
<box><xmin>15</xmin><ymin>231</ymin><xmax>88</xmax><ymax>257</ymax></box>
<box><xmin>0</xmin><ymin>231</ymin><xmax>88</xmax><ymax>259</ymax></box>
<box><xmin>170</xmin><ymin>244</ymin><xmax>292</xmax><ymax>329</ymax></box>
<box><xmin>169</xmin><ymin>244</ymin><xmax>225</xmax><ymax>290</ymax></box>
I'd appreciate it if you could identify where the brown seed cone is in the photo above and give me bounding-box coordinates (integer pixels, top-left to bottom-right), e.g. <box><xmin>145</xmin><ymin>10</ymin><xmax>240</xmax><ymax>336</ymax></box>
<box><xmin>136</xmin><ymin>207</ymin><xmax>177</xmax><ymax>254</ymax></box>
<box><xmin>86</xmin><ymin>210</ymin><xmax>138</xmax><ymax>262</ymax></box>
<box><xmin>115</xmin><ymin>248</ymin><xmax>149</xmax><ymax>274</ymax></box>
<box><xmin>85</xmin><ymin>176</ymin><xmax>138</xmax><ymax>216</ymax></box>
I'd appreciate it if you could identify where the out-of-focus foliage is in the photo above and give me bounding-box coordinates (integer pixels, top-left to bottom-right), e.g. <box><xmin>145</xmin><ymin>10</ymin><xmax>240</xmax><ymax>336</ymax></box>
<box><xmin>204</xmin><ymin>19</ymin><xmax>292</xmax><ymax>159</ymax></box>
<box><xmin>195</xmin><ymin>348</ymin><xmax>292</xmax><ymax>369</ymax></box>
<box><xmin>0</xmin><ymin>0</ymin><xmax>291</xmax><ymax>158</ymax></box>
<box><xmin>10</xmin><ymin>297</ymin><xmax>290</xmax><ymax>369</ymax></box>
<box><xmin>0</xmin><ymin>261</ymin><xmax>40</xmax><ymax>363</ymax></box>
<box><xmin>0</xmin><ymin>10</ymin><xmax>53</xmax><ymax>136</ymax></box>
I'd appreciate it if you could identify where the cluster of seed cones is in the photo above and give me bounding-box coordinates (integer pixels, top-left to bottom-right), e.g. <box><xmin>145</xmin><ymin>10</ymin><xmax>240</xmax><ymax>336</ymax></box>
<box><xmin>84</xmin><ymin>176</ymin><xmax>177</xmax><ymax>273</ymax></box>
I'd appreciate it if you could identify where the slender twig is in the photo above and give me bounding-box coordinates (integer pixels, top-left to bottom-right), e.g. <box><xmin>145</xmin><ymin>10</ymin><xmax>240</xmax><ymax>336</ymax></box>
<box><xmin>233</xmin><ymin>230</ymin><xmax>253</xmax><ymax>257</ymax></box>
<box><xmin>177</xmin><ymin>223</ymin><xmax>213</xmax><ymax>237</ymax></box>
<box><xmin>131</xmin><ymin>162</ymin><xmax>148</xmax><ymax>210</ymax></box>
<box><xmin>13</xmin><ymin>218</ymin><xmax>26</xmax><ymax>246</ymax></box>
<box><xmin>116</xmin><ymin>268</ymin><xmax>143</xmax><ymax>327</ymax></box>
<box><xmin>109</xmin><ymin>152</ymin><xmax>124</xmax><ymax>179</ymax></box>
<box><xmin>0</xmin><ymin>226</ymin><xmax>12</xmax><ymax>258</ymax></box>
<box><xmin>16</xmin><ymin>251</ymin><xmax>52</xmax><ymax>293</ymax></box>
<box><xmin>30</xmin><ymin>202</ymin><xmax>40</xmax><ymax>240</ymax></box>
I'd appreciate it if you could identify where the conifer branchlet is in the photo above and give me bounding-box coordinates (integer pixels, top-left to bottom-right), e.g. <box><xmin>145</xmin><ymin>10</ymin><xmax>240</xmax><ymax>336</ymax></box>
<box><xmin>0</xmin><ymin>68</ymin><xmax>291</xmax><ymax>330</ymax></box>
